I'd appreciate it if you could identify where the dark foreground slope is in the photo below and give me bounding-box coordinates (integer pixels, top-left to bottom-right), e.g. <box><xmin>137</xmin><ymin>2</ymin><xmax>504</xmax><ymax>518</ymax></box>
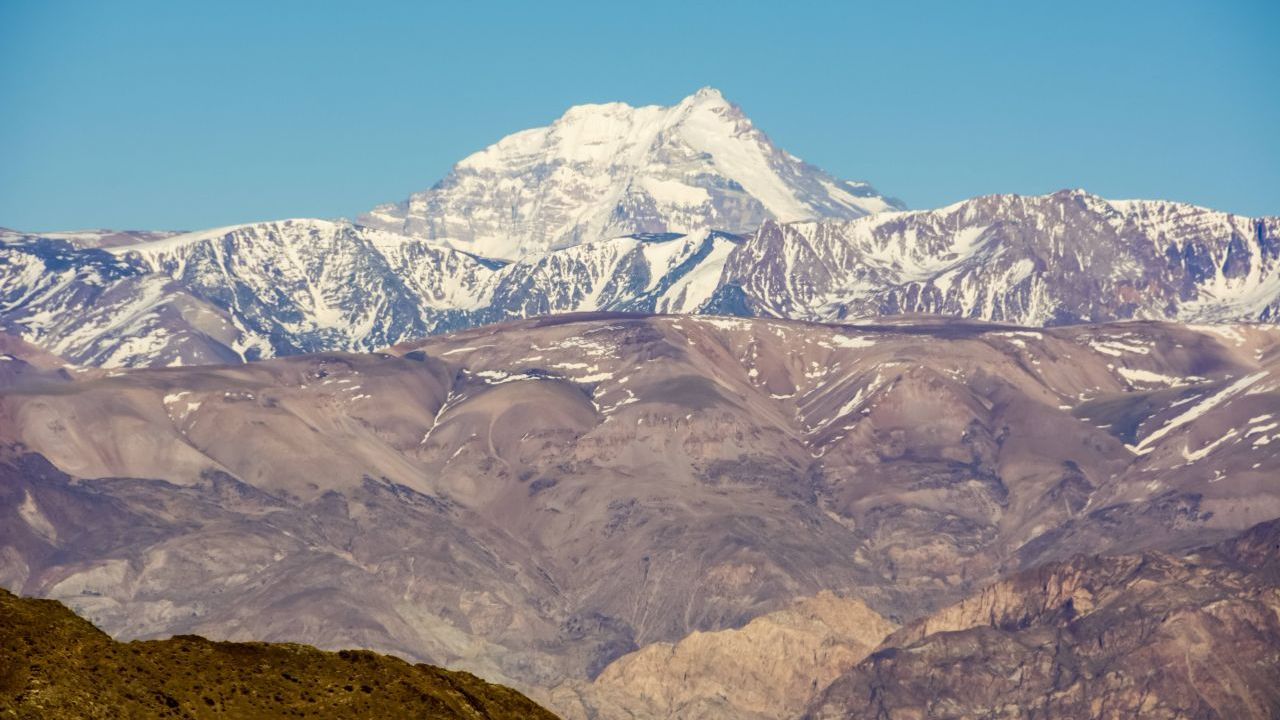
<box><xmin>806</xmin><ymin>519</ymin><xmax>1280</xmax><ymax>720</ymax></box>
<box><xmin>0</xmin><ymin>588</ymin><xmax>558</xmax><ymax>720</ymax></box>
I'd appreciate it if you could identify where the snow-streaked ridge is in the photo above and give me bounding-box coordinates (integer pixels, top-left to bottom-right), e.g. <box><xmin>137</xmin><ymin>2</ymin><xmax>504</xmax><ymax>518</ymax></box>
<box><xmin>5</xmin><ymin>188</ymin><xmax>1280</xmax><ymax>368</ymax></box>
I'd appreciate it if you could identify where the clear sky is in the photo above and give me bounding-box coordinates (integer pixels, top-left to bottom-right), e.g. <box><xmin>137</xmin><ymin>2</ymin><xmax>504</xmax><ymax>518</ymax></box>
<box><xmin>1</xmin><ymin>0</ymin><xmax>1277</xmax><ymax>231</ymax></box>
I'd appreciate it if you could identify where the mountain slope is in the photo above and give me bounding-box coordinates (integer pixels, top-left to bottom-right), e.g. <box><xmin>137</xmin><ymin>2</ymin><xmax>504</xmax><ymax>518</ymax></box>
<box><xmin>0</xmin><ymin>221</ymin><xmax>746</xmax><ymax>366</ymax></box>
<box><xmin>716</xmin><ymin>190</ymin><xmax>1280</xmax><ymax>326</ymax></box>
<box><xmin>5</xmin><ymin>191</ymin><xmax>1279</xmax><ymax>369</ymax></box>
<box><xmin>2</xmin><ymin>315</ymin><xmax>1278</xmax><ymax>715</ymax></box>
<box><xmin>806</xmin><ymin>519</ymin><xmax>1280</xmax><ymax>720</ymax></box>
<box><xmin>359</xmin><ymin>88</ymin><xmax>901</xmax><ymax>260</ymax></box>
<box><xmin>0</xmin><ymin>588</ymin><xmax>559</xmax><ymax>719</ymax></box>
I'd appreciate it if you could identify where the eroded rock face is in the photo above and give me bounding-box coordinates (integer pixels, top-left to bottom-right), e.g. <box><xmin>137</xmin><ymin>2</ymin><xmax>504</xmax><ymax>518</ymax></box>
<box><xmin>548</xmin><ymin>592</ymin><xmax>896</xmax><ymax>720</ymax></box>
<box><xmin>806</xmin><ymin>520</ymin><xmax>1280</xmax><ymax>720</ymax></box>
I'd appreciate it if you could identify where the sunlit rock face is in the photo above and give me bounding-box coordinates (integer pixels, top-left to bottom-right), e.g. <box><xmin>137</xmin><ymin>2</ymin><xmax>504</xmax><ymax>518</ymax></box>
<box><xmin>806</xmin><ymin>519</ymin><xmax>1280</xmax><ymax>720</ymax></box>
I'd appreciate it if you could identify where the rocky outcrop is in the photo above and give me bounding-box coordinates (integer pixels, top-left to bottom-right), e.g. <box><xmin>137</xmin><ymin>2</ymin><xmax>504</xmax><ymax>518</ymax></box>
<box><xmin>549</xmin><ymin>592</ymin><xmax>895</xmax><ymax>720</ymax></box>
<box><xmin>806</xmin><ymin>520</ymin><xmax>1280</xmax><ymax>720</ymax></box>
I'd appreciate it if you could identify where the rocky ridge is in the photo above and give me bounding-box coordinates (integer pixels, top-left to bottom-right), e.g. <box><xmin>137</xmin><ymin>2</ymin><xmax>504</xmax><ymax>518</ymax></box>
<box><xmin>3</xmin><ymin>192</ymin><xmax>1278</xmax><ymax>368</ymax></box>
<box><xmin>806</xmin><ymin>519</ymin><xmax>1280</xmax><ymax>719</ymax></box>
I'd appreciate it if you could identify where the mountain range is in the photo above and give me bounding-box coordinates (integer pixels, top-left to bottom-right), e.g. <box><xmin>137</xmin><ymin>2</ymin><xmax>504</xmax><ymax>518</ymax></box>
<box><xmin>3</xmin><ymin>87</ymin><xmax>1280</xmax><ymax>720</ymax></box>
<box><xmin>3</xmin><ymin>313</ymin><xmax>1279</xmax><ymax>717</ymax></box>
<box><xmin>2</xmin><ymin>89</ymin><xmax>1278</xmax><ymax>369</ymax></box>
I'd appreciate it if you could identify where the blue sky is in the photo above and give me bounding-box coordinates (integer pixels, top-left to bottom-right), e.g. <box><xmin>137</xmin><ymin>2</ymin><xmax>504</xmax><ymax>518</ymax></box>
<box><xmin>1</xmin><ymin>0</ymin><xmax>1276</xmax><ymax>231</ymax></box>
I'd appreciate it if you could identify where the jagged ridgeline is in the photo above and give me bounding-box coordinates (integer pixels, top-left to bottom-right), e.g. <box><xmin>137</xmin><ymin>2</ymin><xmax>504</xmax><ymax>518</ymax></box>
<box><xmin>806</xmin><ymin>518</ymin><xmax>1280</xmax><ymax>719</ymax></box>
<box><xmin>0</xmin><ymin>589</ymin><xmax>558</xmax><ymax>719</ymax></box>
<box><xmin>3</xmin><ymin>89</ymin><xmax>1277</xmax><ymax>370</ymax></box>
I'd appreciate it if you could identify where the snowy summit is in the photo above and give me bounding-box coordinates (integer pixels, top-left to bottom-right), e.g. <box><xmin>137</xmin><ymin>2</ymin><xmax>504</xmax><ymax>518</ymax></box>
<box><xmin>359</xmin><ymin>87</ymin><xmax>902</xmax><ymax>261</ymax></box>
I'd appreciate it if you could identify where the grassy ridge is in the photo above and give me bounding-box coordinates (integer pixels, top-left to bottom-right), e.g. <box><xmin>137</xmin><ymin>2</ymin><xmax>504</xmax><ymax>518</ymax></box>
<box><xmin>0</xmin><ymin>589</ymin><xmax>558</xmax><ymax>719</ymax></box>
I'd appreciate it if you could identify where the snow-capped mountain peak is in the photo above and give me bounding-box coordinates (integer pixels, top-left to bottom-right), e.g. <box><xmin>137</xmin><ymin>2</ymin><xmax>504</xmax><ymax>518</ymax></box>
<box><xmin>359</xmin><ymin>88</ymin><xmax>902</xmax><ymax>260</ymax></box>
<box><xmin>5</xmin><ymin>189</ymin><xmax>1279</xmax><ymax>369</ymax></box>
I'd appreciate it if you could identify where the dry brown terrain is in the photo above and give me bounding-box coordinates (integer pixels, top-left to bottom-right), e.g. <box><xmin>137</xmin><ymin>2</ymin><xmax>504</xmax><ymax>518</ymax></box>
<box><xmin>806</xmin><ymin>518</ymin><xmax>1280</xmax><ymax>719</ymax></box>
<box><xmin>548</xmin><ymin>592</ymin><xmax>896</xmax><ymax>719</ymax></box>
<box><xmin>2</xmin><ymin>313</ymin><xmax>1278</xmax><ymax>717</ymax></box>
